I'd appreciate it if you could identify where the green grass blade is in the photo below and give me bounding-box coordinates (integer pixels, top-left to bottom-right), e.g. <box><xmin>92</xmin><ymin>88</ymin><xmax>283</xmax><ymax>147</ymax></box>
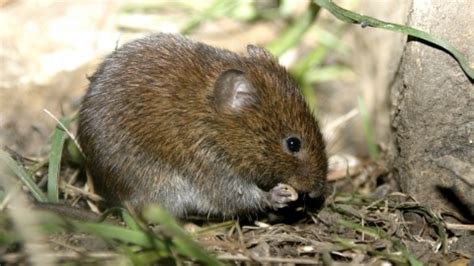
<box><xmin>266</xmin><ymin>2</ymin><xmax>321</xmax><ymax>57</ymax></box>
<box><xmin>120</xmin><ymin>209</ymin><xmax>142</xmax><ymax>231</ymax></box>
<box><xmin>144</xmin><ymin>206</ymin><xmax>224</xmax><ymax>266</ymax></box>
<box><xmin>292</xmin><ymin>44</ymin><xmax>328</xmax><ymax>82</ymax></box>
<box><xmin>337</xmin><ymin>219</ymin><xmax>384</xmax><ymax>239</ymax></box>
<box><xmin>305</xmin><ymin>65</ymin><xmax>353</xmax><ymax>83</ymax></box>
<box><xmin>47</xmin><ymin>116</ymin><xmax>73</xmax><ymax>203</ymax></box>
<box><xmin>392</xmin><ymin>239</ymin><xmax>424</xmax><ymax>266</ymax></box>
<box><xmin>0</xmin><ymin>149</ymin><xmax>48</xmax><ymax>202</ymax></box>
<box><xmin>72</xmin><ymin>221</ymin><xmax>167</xmax><ymax>250</ymax></box>
<box><xmin>357</xmin><ymin>95</ymin><xmax>378</xmax><ymax>160</ymax></box>
<box><xmin>180</xmin><ymin>0</ymin><xmax>236</xmax><ymax>34</ymax></box>
<box><xmin>314</xmin><ymin>0</ymin><xmax>474</xmax><ymax>80</ymax></box>
<box><xmin>292</xmin><ymin>27</ymin><xmax>348</xmax><ymax>80</ymax></box>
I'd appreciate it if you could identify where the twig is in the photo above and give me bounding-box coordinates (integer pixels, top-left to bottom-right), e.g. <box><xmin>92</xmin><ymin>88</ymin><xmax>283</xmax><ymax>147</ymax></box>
<box><xmin>0</xmin><ymin>181</ymin><xmax>21</xmax><ymax>210</ymax></box>
<box><xmin>217</xmin><ymin>254</ymin><xmax>322</xmax><ymax>264</ymax></box>
<box><xmin>445</xmin><ymin>223</ymin><xmax>474</xmax><ymax>231</ymax></box>
<box><xmin>323</xmin><ymin>108</ymin><xmax>359</xmax><ymax>137</ymax></box>
<box><xmin>326</xmin><ymin>165</ymin><xmax>361</xmax><ymax>181</ymax></box>
<box><xmin>61</xmin><ymin>182</ymin><xmax>104</xmax><ymax>202</ymax></box>
<box><xmin>43</xmin><ymin>109</ymin><xmax>84</xmax><ymax>157</ymax></box>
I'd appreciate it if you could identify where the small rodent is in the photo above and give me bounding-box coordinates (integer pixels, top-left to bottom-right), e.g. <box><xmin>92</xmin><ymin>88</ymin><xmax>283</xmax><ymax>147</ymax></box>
<box><xmin>78</xmin><ymin>33</ymin><xmax>327</xmax><ymax>219</ymax></box>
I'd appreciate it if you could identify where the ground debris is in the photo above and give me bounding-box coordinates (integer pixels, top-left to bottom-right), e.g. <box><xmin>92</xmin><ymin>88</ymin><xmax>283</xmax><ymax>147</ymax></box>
<box><xmin>1</xmin><ymin>144</ymin><xmax>471</xmax><ymax>265</ymax></box>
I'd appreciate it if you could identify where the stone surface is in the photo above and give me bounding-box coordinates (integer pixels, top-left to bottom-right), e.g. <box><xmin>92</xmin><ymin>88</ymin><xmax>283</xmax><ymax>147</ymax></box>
<box><xmin>390</xmin><ymin>0</ymin><xmax>474</xmax><ymax>218</ymax></box>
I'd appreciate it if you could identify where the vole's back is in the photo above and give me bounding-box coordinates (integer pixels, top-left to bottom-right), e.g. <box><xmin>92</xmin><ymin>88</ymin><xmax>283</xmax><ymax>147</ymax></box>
<box><xmin>79</xmin><ymin>35</ymin><xmax>233</xmax><ymax>207</ymax></box>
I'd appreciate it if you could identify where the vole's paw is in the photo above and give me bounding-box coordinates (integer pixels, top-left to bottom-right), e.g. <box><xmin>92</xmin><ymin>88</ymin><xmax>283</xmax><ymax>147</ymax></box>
<box><xmin>268</xmin><ymin>183</ymin><xmax>298</xmax><ymax>209</ymax></box>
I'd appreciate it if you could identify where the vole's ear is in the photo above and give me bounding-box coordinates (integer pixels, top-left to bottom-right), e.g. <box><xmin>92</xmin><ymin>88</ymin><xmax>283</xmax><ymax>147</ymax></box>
<box><xmin>247</xmin><ymin>45</ymin><xmax>276</xmax><ymax>61</ymax></box>
<box><xmin>213</xmin><ymin>69</ymin><xmax>257</xmax><ymax>113</ymax></box>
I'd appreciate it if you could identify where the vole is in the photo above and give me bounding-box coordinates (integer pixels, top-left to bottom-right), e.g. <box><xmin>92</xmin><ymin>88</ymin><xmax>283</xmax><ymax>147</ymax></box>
<box><xmin>78</xmin><ymin>33</ymin><xmax>327</xmax><ymax>219</ymax></box>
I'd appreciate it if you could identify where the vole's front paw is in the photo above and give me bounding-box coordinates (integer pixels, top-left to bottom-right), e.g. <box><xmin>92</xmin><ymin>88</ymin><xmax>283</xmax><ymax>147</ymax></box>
<box><xmin>268</xmin><ymin>183</ymin><xmax>298</xmax><ymax>210</ymax></box>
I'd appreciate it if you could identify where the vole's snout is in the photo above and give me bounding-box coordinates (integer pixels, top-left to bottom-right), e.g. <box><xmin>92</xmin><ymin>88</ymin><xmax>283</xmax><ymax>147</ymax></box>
<box><xmin>286</xmin><ymin>174</ymin><xmax>324</xmax><ymax>195</ymax></box>
<box><xmin>308</xmin><ymin>189</ymin><xmax>323</xmax><ymax>199</ymax></box>
<box><xmin>308</xmin><ymin>177</ymin><xmax>327</xmax><ymax>199</ymax></box>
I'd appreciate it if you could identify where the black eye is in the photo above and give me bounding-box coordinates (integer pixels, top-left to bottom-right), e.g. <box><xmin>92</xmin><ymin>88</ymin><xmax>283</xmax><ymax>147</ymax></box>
<box><xmin>286</xmin><ymin>137</ymin><xmax>301</xmax><ymax>153</ymax></box>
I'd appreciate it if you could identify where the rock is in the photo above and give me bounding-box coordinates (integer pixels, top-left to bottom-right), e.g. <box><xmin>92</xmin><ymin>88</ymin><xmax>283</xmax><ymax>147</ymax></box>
<box><xmin>390</xmin><ymin>0</ymin><xmax>474</xmax><ymax>218</ymax></box>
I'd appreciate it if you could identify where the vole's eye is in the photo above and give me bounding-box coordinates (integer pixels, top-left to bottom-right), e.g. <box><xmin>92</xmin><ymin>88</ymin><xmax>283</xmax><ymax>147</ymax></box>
<box><xmin>286</xmin><ymin>137</ymin><xmax>301</xmax><ymax>153</ymax></box>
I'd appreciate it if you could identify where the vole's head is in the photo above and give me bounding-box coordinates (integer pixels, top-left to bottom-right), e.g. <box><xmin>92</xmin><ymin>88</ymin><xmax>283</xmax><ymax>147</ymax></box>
<box><xmin>210</xmin><ymin>45</ymin><xmax>327</xmax><ymax>196</ymax></box>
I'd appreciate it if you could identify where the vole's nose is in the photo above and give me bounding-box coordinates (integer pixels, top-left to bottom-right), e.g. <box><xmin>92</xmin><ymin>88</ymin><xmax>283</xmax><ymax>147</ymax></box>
<box><xmin>308</xmin><ymin>179</ymin><xmax>326</xmax><ymax>198</ymax></box>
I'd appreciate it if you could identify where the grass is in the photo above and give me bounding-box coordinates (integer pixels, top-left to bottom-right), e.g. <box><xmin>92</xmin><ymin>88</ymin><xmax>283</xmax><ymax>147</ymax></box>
<box><xmin>0</xmin><ymin>149</ymin><xmax>47</xmax><ymax>203</ymax></box>
<box><xmin>357</xmin><ymin>95</ymin><xmax>378</xmax><ymax>160</ymax></box>
<box><xmin>266</xmin><ymin>1</ymin><xmax>321</xmax><ymax>57</ymax></box>
<box><xmin>46</xmin><ymin>112</ymin><xmax>75</xmax><ymax>203</ymax></box>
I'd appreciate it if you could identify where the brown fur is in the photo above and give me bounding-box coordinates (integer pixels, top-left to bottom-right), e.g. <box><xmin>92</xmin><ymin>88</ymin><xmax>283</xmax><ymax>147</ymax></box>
<box><xmin>78</xmin><ymin>34</ymin><xmax>327</xmax><ymax>218</ymax></box>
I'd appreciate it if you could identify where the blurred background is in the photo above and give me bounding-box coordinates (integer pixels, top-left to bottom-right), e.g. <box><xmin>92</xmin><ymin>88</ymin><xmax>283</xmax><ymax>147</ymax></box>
<box><xmin>0</xmin><ymin>0</ymin><xmax>409</xmax><ymax>171</ymax></box>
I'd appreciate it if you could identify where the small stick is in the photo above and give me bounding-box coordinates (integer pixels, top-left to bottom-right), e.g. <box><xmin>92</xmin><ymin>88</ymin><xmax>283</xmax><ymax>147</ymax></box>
<box><xmin>43</xmin><ymin>109</ymin><xmax>84</xmax><ymax>157</ymax></box>
<box><xmin>217</xmin><ymin>254</ymin><xmax>322</xmax><ymax>264</ymax></box>
<box><xmin>445</xmin><ymin>223</ymin><xmax>474</xmax><ymax>231</ymax></box>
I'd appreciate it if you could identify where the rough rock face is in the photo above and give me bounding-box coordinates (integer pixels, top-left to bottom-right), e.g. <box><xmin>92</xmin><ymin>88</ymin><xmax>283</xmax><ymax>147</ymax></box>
<box><xmin>390</xmin><ymin>0</ymin><xmax>474</xmax><ymax>218</ymax></box>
